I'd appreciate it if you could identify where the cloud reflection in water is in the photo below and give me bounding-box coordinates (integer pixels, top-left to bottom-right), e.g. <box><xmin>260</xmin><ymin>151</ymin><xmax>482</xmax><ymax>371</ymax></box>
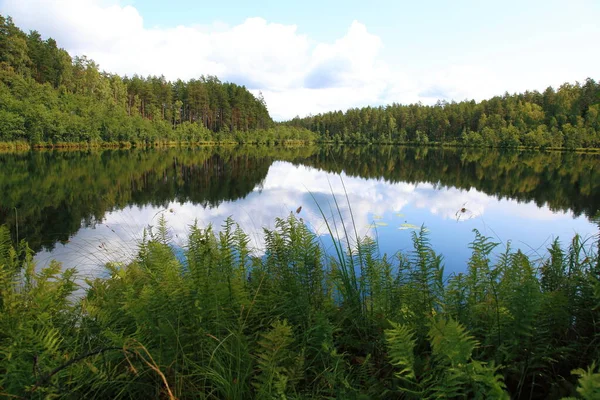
<box><xmin>35</xmin><ymin>161</ymin><xmax>598</xmax><ymax>280</ymax></box>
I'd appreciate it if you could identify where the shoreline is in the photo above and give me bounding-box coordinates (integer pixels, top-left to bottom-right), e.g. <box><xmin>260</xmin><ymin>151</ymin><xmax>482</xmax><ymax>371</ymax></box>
<box><xmin>1</xmin><ymin>140</ymin><xmax>599</xmax><ymax>154</ymax></box>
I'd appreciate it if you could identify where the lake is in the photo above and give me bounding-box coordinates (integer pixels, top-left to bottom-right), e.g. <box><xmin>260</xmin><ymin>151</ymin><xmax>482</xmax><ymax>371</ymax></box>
<box><xmin>0</xmin><ymin>146</ymin><xmax>598</xmax><ymax>280</ymax></box>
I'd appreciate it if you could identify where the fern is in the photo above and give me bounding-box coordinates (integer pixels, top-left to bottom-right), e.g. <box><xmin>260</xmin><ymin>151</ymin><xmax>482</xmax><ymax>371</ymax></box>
<box><xmin>410</xmin><ymin>227</ymin><xmax>445</xmax><ymax>318</ymax></box>
<box><xmin>253</xmin><ymin>319</ymin><xmax>297</xmax><ymax>399</ymax></box>
<box><xmin>563</xmin><ymin>362</ymin><xmax>600</xmax><ymax>400</ymax></box>
<box><xmin>0</xmin><ymin>218</ymin><xmax>597</xmax><ymax>398</ymax></box>
<box><xmin>463</xmin><ymin>230</ymin><xmax>500</xmax><ymax>339</ymax></box>
<box><xmin>385</xmin><ymin>322</ymin><xmax>417</xmax><ymax>381</ymax></box>
<box><xmin>428</xmin><ymin>317</ymin><xmax>477</xmax><ymax>367</ymax></box>
<box><xmin>541</xmin><ymin>238</ymin><xmax>566</xmax><ymax>292</ymax></box>
<box><xmin>386</xmin><ymin>317</ymin><xmax>508</xmax><ymax>399</ymax></box>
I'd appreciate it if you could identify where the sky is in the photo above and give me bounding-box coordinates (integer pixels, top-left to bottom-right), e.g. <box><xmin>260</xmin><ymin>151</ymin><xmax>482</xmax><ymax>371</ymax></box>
<box><xmin>1</xmin><ymin>0</ymin><xmax>599</xmax><ymax>120</ymax></box>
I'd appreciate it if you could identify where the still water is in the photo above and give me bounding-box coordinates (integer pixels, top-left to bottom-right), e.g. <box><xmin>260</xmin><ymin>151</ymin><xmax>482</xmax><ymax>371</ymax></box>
<box><xmin>0</xmin><ymin>146</ymin><xmax>598</xmax><ymax>280</ymax></box>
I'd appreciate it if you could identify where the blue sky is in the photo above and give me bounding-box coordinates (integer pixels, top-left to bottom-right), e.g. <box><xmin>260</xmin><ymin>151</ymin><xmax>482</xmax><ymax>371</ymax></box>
<box><xmin>1</xmin><ymin>0</ymin><xmax>599</xmax><ymax>120</ymax></box>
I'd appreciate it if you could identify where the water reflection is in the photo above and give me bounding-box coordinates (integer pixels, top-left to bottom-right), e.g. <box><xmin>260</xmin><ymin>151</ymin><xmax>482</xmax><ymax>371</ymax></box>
<box><xmin>29</xmin><ymin>156</ymin><xmax>598</xmax><ymax>278</ymax></box>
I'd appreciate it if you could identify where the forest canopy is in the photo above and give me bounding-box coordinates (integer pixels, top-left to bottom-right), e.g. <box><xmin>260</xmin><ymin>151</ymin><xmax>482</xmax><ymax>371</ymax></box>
<box><xmin>0</xmin><ymin>14</ymin><xmax>317</xmax><ymax>145</ymax></box>
<box><xmin>285</xmin><ymin>78</ymin><xmax>600</xmax><ymax>148</ymax></box>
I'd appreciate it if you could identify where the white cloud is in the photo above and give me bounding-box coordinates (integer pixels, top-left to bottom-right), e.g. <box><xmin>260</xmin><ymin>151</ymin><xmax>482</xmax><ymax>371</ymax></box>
<box><xmin>1</xmin><ymin>0</ymin><xmax>598</xmax><ymax>120</ymax></box>
<box><xmin>0</xmin><ymin>0</ymin><xmax>412</xmax><ymax>119</ymax></box>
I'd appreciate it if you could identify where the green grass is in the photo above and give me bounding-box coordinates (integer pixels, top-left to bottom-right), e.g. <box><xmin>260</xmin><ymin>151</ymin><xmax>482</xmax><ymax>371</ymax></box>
<box><xmin>0</xmin><ymin>213</ymin><xmax>598</xmax><ymax>399</ymax></box>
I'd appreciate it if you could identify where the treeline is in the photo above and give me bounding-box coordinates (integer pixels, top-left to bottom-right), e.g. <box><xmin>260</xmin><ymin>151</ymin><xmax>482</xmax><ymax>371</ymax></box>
<box><xmin>0</xmin><ymin>14</ymin><xmax>315</xmax><ymax>145</ymax></box>
<box><xmin>0</xmin><ymin>216</ymin><xmax>599</xmax><ymax>398</ymax></box>
<box><xmin>285</xmin><ymin>79</ymin><xmax>600</xmax><ymax>148</ymax></box>
<box><xmin>2</xmin><ymin>12</ymin><xmax>599</xmax><ymax>148</ymax></box>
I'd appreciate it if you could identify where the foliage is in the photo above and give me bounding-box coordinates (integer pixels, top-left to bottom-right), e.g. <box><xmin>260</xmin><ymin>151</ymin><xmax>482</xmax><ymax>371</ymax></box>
<box><xmin>2</xmin><ymin>13</ymin><xmax>599</xmax><ymax>148</ymax></box>
<box><xmin>385</xmin><ymin>318</ymin><xmax>508</xmax><ymax>399</ymax></box>
<box><xmin>0</xmin><ymin>13</ymin><xmax>317</xmax><ymax>146</ymax></box>
<box><xmin>564</xmin><ymin>362</ymin><xmax>600</xmax><ymax>400</ymax></box>
<box><xmin>285</xmin><ymin>78</ymin><xmax>600</xmax><ymax>148</ymax></box>
<box><xmin>0</xmin><ymin>216</ymin><xmax>598</xmax><ymax>399</ymax></box>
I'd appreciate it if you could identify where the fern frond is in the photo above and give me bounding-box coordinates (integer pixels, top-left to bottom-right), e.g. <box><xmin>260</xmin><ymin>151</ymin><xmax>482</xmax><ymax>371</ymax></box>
<box><xmin>385</xmin><ymin>321</ymin><xmax>417</xmax><ymax>380</ymax></box>
<box><xmin>569</xmin><ymin>362</ymin><xmax>600</xmax><ymax>400</ymax></box>
<box><xmin>253</xmin><ymin>319</ymin><xmax>296</xmax><ymax>399</ymax></box>
<box><xmin>428</xmin><ymin>317</ymin><xmax>477</xmax><ymax>367</ymax></box>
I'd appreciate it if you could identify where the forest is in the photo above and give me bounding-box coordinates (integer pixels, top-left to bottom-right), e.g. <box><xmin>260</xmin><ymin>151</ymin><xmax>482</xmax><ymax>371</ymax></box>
<box><xmin>0</xmin><ymin>14</ymin><xmax>314</xmax><ymax>146</ymax></box>
<box><xmin>1</xmin><ymin>12</ymin><xmax>600</xmax><ymax>149</ymax></box>
<box><xmin>285</xmin><ymin>79</ymin><xmax>600</xmax><ymax>148</ymax></box>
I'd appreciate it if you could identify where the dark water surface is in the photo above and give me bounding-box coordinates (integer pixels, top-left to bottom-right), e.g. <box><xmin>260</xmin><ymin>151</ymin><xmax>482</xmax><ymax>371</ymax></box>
<box><xmin>0</xmin><ymin>146</ymin><xmax>598</xmax><ymax>279</ymax></box>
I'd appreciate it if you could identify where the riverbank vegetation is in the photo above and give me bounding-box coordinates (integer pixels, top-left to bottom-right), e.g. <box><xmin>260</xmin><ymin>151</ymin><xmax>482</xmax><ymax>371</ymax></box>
<box><xmin>0</xmin><ymin>213</ymin><xmax>599</xmax><ymax>398</ymax></box>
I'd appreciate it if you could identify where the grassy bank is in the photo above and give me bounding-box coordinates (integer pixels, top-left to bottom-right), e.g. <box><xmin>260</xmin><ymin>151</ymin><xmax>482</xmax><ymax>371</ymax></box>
<box><xmin>0</xmin><ymin>130</ymin><xmax>317</xmax><ymax>152</ymax></box>
<box><xmin>2</xmin><ymin>140</ymin><xmax>600</xmax><ymax>155</ymax></box>
<box><xmin>0</xmin><ymin>214</ymin><xmax>598</xmax><ymax>399</ymax></box>
<box><xmin>315</xmin><ymin>139</ymin><xmax>600</xmax><ymax>153</ymax></box>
